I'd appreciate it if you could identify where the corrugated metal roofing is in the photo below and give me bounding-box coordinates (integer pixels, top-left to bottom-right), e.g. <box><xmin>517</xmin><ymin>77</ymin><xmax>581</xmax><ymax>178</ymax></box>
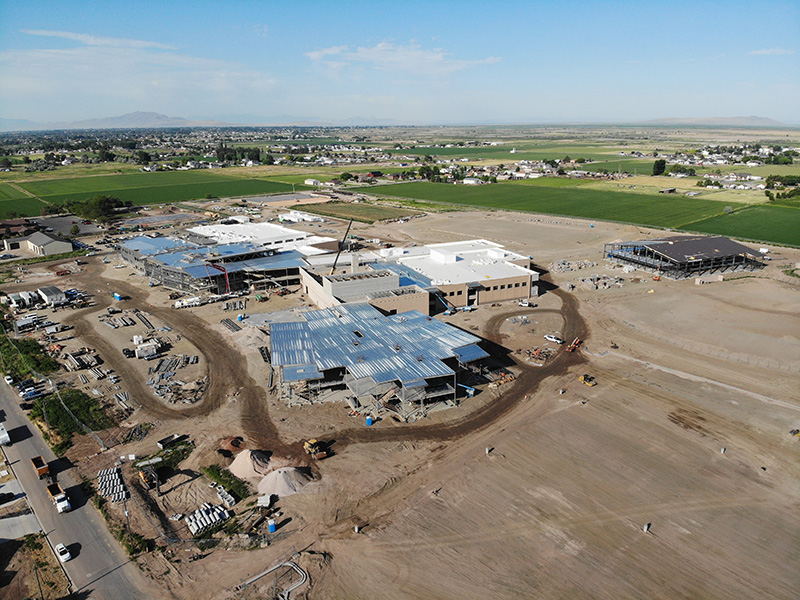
<box><xmin>282</xmin><ymin>364</ymin><xmax>324</xmax><ymax>382</ymax></box>
<box><xmin>454</xmin><ymin>343</ymin><xmax>490</xmax><ymax>363</ymax></box>
<box><xmin>121</xmin><ymin>236</ymin><xmax>196</xmax><ymax>255</ymax></box>
<box><xmin>270</xmin><ymin>304</ymin><xmax>484</xmax><ymax>384</ymax></box>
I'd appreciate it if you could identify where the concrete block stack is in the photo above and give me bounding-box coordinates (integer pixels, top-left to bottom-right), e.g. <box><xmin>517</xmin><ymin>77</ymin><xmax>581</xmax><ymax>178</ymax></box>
<box><xmin>97</xmin><ymin>467</ymin><xmax>128</xmax><ymax>503</ymax></box>
<box><xmin>186</xmin><ymin>503</ymin><xmax>230</xmax><ymax>535</ymax></box>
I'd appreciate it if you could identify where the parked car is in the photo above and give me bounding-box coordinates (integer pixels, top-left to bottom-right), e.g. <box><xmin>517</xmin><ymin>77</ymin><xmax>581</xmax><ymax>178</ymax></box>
<box><xmin>0</xmin><ymin>492</ymin><xmax>16</xmax><ymax>505</ymax></box>
<box><xmin>544</xmin><ymin>334</ymin><xmax>565</xmax><ymax>344</ymax></box>
<box><xmin>4</xmin><ymin>375</ymin><xmax>14</xmax><ymax>385</ymax></box>
<box><xmin>55</xmin><ymin>543</ymin><xmax>72</xmax><ymax>563</ymax></box>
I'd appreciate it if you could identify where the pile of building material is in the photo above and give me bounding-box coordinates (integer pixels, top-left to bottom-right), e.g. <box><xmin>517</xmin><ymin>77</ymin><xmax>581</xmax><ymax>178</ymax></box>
<box><xmin>572</xmin><ymin>274</ymin><xmax>625</xmax><ymax>291</ymax></box>
<box><xmin>216</xmin><ymin>485</ymin><xmax>236</xmax><ymax>508</ymax></box>
<box><xmin>97</xmin><ymin>468</ymin><xmax>129</xmax><ymax>503</ymax></box>
<box><xmin>64</xmin><ymin>349</ymin><xmax>100</xmax><ymax>371</ymax></box>
<box><xmin>257</xmin><ymin>467</ymin><xmax>312</xmax><ymax>498</ymax></box>
<box><xmin>146</xmin><ymin>355</ymin><xmax>205</xmax><ymax>404</ymax></box>
<box><xmin>220</xmin><ymin>318</ymin><xmax>242</xmax><ymax>332</ymax></box>
<box><xmin>185</xmin><ymin>503</ymin><xmax>230</xmax><ymax>535</ymax></box>
<box><xmin>549</xmin><ymin>259</ymin><xmax>597</xmax><ymax>273</ymax></box>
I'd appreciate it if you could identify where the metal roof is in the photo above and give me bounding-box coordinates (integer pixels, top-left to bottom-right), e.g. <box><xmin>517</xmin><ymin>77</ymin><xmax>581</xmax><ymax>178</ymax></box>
<box><xmin>270</xmin><ymin>304</ymin><xmax>485</xmax><ymax>384</ymax></box>
<box><xmin>640</xmin><ymin>236</ymin><xmax>760</xmax><ymax>263</ymax></box>
<box><xmin>121</xmin><ymin>236</ymin><xmax>196</xmax><ymax>255</ymax></box>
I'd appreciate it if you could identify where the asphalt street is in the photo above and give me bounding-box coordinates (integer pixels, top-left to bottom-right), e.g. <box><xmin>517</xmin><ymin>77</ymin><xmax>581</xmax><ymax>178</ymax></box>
<box><xmin>1</xmin><ymin>382</ymin><xmax>151</xmax><ymax>599</ymax></box>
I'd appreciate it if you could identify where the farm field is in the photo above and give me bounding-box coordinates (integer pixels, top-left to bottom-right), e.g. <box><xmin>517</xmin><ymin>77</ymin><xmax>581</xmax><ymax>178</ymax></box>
<box><xmin>299</xmin><ymin>201</ymin><xmax>422</xmax><ymax>223</ymax></box>
<box><xmin>398</xmin><ymin>143</ymin><xmax>622</xmax><ymax>162</ymax></box>
<box><xmin>581</xmin><ymin>159</ymin><xmax>655</xmax><ymax>174</ymax></box>
<box><xmin>372</xmin><ymin>181</ymin><xmax>742</xmax><ymax>230</ymax></box>
<box><xmin>0</xmin><ymin>182</ymin><xmax>29</xmax><ymax>201</ymax></box>
<box><xmin>17</xmin><ymin>171</ymin><xmax>307</xmax><ymax>210</ymax></box>
<box><xmin>678</xmin><ymin>205</ymin><xmax>800</xmax><ymax>246</ymax></box>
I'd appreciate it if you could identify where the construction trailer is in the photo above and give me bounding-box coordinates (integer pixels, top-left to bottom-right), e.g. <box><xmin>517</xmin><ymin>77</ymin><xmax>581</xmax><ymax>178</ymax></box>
<box><xmin>603</xmin><ymin>235</ymin><xmax>765</xmax><ymax>279</ymax></box>
<box><xmin>270</xmin><ymin>303</ymin><xmax>489</xmax><ymax>416</ymax></box>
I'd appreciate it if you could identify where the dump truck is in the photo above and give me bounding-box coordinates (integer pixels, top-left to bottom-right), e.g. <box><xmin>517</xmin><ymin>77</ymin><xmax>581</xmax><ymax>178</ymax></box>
<box><xmin>31</xmin><ymin>456</ymin><xmax>50</xmax><ymax>479</ymax></box>
<box><xmin>46</xmin><ymin>482</ymin><xmax>71</xmax><ymax>513</ymax></box>
<box><xmin>579</xmin><ymin>374</ymin><xmax>597</xmax><ymax>387</ymax></box>
<box><xmin>304</xmin><ymin>439</ymin><xmax>328</xmax><ymax>460</ymax></box>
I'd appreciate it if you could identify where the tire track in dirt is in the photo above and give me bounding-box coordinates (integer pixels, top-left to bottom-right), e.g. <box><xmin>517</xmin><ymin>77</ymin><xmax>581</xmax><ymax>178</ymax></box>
<box><xmin>327</xmin><ymin>287</ymin><xmax>588</xmax><ymax>448</ymax></box>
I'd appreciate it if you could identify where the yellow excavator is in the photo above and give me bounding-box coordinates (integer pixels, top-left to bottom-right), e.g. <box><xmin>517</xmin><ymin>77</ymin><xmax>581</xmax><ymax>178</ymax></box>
<box><xmin>579</xmin><ymin>374</ymin><xmax>597</xmax><ymax>387</ymax></box>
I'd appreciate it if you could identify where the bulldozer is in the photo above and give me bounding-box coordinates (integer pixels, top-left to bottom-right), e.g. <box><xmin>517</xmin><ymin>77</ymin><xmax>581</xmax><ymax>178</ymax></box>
<box><xmin>579</xmin><ymin>374</ymin><xmax>597</xmax><ymax>387</ymax></box>
<box><xmin>304</xmin><ymin>439</ymin><xmax>328</xmax><ymax>460</ymax></box>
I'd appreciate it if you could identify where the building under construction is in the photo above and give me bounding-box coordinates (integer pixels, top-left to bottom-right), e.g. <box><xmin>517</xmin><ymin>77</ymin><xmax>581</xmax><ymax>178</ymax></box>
<box><xmin>119</xmin><ymin>235</ymin><xmax>306</xmax><ymax>293</ymax></box>
<box><xmin>603</xmin><ymin>235</ymin><xmax>765</xmax><ymax>279</ymax></box>
<box><xmin>269</xmin><ymin>303</ymin><xmax>489</xmax><ymax>419</ymax></box>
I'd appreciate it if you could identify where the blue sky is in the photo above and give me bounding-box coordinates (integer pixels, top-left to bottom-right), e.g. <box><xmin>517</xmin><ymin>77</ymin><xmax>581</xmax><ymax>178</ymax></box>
<box><xmin>1</xmin><ymin>0</ymin><xmax>798</xmax><ymax>124</ymax></box>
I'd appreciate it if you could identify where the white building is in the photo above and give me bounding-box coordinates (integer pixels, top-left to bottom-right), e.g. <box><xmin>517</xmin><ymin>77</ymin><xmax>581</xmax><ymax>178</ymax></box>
<box><xmin>304</xmin><ymin>178</ymin><xmax>322</xmax><ymax>186</ymax></box>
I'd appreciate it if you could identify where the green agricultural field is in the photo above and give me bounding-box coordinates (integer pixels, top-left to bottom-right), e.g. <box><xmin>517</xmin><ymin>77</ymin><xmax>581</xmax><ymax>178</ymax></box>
<box><xmin>0</xmin><ymin>183</ymin><xmax>29</xmax><ymax>201</ymax></box>
<box><xmin>19</xmin><ymin>171</ymin><xmax>306</xmax><ymax>207</ymax></box>
<box><xmin>0</xmin><ymin>197</ymin><xmax>44</xmax><ymax>217</ymax></box>
<box><xmin>299</xmin><ymin>201</ymin><xmax>422</xmax><ymax>223</ymax></box>
<box><xmin>581</xmin><ymin>159</ymin><xmax>655</xmax><ymax>175</ymax></box>
<box><xmin>678</xmin><ymin>205</ymin><xmax>800</xmax><ymax>246</ymax></box>
<box><xmin>372</xmin><ymin>181</ymin><xmax>741</xmax><ymax>229</ymax></box>
<box><xmin>399</xmin><ymin>143</ymin><xmax>621</xmax><ymax>162</ymax></box>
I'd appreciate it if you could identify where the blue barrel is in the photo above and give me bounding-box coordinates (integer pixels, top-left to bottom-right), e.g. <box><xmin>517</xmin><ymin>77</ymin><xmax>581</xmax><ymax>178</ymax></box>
<box><xmin>268</xmin><ymin>518</ymin><xmax>276</xmax><ymax>533</ymax></box>
<box><xmin>366</xmin><ymin>416</ymin><xmax>373</xmax><ymax>426</ymax></box>
<box><xmin>237</xmin><ymin>314</ymin><xmax>243</xmax><ymax>321</ymax></box>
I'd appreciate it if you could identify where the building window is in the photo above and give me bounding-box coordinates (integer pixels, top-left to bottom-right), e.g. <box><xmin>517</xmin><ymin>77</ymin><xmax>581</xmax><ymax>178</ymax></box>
<box><xmin>492</xmin><ymin>285</ymin><xmax>498</xmax><ymax>291</ymax></box>
<box><xmin>522</xmin><ymin>282</ymin><xmax>527</xmax><ymax>287</ymax></box>
<box><xmin>514</xmin><ymin>282</ymin><xmax>520</xmax><ymax>288</ymax></box>
<box><xmin>449</xmin><ymin>291</ymin><xmax>455</xmax><ymax>297</ymax></box>
<box><xmin>500</xmin><ymin>284</ymin><xmax>506</xmax><ymax>290</ymax></box>
<box><xmin>457</xmin><ymin>290</ymin><xmax>462</xmax><ymax>296</ymax></box>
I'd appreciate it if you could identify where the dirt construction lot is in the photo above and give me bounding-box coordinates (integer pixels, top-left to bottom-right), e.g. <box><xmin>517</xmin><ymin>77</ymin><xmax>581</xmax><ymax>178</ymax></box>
<box><xmin>4</xmin><ymin>208</ymin><xmax>799</xmax><ymax>599</ymax></box>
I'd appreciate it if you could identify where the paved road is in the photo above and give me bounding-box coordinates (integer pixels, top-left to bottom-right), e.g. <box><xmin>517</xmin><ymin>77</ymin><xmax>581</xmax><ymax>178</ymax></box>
<box><xmin>0</xmin><ymin>384</ymin><xmax>152</xmax><ymax>600</ymax></box>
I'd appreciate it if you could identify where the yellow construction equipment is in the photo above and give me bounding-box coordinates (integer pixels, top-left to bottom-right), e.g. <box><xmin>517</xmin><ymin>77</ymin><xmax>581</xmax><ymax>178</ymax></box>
<box><xmin>304</xmin><ymin>439</ymin><xmax>328</xmax><ymax>460</ymax></box>
<box><xmin>579</xmin><ymin>374</ymin><xmax>597</xmax><ymax>386</ymax></box>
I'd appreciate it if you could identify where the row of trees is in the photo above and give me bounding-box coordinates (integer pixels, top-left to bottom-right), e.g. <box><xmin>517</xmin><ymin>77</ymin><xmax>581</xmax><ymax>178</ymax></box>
<box><xmin>62</xmin><ymin>194</ymin><xmax>133</xmax><ymax>221</ymax></box>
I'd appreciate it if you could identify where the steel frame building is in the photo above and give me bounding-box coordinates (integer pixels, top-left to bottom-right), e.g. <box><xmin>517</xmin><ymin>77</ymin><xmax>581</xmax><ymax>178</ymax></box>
<box><xmin>119</xmin><ymin>235</ymin><xmax>306</xmax><ymax>293</ymax></box>
<box><xmin>270</xmin><ymin>303</ymin><xmax>488</xmax><ymax>415</ymax></box>
<box><xmin>603</xmin><ymin>235</ymin><xmax>765</xmax><ymax>279</ymax></box>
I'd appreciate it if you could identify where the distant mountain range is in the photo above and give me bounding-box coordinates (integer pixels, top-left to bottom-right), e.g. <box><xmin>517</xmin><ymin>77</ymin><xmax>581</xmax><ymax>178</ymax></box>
<box><xmin>0</xmin><ymin>112</ymin><xmax>789</xmax><ymax>132</ymax></box>
<box><xmin>643</xmin><ymin>116</ymin><xmax>785</xmax><ymax>127</ymax></box>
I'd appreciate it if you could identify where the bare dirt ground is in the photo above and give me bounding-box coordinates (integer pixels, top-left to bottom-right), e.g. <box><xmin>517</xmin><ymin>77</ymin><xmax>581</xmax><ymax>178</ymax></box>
<box><xmin>3</xmin><ymin>210</ymin><xmax>799</xmax><ymax>599</ymax></box>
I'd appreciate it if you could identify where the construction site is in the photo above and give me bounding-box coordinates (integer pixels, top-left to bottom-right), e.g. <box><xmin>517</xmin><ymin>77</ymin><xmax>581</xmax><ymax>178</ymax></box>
<box><xmin>1</xmin><ymin>199</ymin><xmax>798</xmax><ymax>600</ymax></box>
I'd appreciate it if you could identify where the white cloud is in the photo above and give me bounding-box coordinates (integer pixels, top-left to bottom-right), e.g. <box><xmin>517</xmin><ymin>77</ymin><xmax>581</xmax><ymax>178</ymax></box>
<box><xmin>21</xmin><ymin>29</ymin><xmax>176</xmax><ymax>50</ymax></box>
<box><xmin>0</xmin><ymin>44</ymin><xmax>276</xmax><ymax>119</ymax></box>
<box><xmin>306</xmin><ymin>42</ymin><xmax>500</xmax><ymax>76</ymax></box>
<box><xmin>305</xmin><ymin>46</ymin><xmax>348</xmax><ymax>61</ymax></box>
<box><xmin>749</xmin><ymin>48</ymin><xmax>795</xmax><ymax>56</ymax></box>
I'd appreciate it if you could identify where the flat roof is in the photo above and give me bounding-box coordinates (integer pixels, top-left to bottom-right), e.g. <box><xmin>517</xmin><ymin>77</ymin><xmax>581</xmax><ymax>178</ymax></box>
<box><xmin>186</xmin><ymin>222</ymin><xmax>309</xmax><ymax>245</ymax></box>
<box><xmin>638</xmin><ymin>236</ymin><xmax>760</xmax><ymax>262</ymax></box>
<box><xmin>398</xmin><ymin>252</ymin><xmax>532</xmax><ymax>286</ymax></box>
<box><xmin>271</xmin><ymin>304</ymin><xmax>485</xmax><ymax>384</ymax></box>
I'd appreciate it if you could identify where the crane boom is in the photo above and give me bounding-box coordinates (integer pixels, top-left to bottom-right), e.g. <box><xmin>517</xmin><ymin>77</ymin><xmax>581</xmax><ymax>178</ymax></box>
<box><xmin>329</xmin><ymin>219</ymin><xmax>354</xmax><ymax>275</ymax></box>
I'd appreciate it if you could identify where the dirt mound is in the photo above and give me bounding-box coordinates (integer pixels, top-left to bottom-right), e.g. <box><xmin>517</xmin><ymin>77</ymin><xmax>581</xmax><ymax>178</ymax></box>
<box><xmin>257</xmin><ymin>467</ymin><xmax>312</xmax><ymax>497</ymax></box>
<box><xmin>229</xmin><ymin>449</ymin><xmax>273</xmax><ymax>481</ymax></box>
<box><xmin>234</xmin><ymin>327</ymin><xmax>270</xmax><ymax>348</ymax></box>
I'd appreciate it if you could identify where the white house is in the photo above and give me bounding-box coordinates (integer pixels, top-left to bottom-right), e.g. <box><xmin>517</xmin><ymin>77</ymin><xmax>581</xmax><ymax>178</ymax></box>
<box><xmin>304</xmin><ymin>178</ymin><xmax>322</xmax><ymax>186</ymax></box>
<box><xmin>462</xmin><ymin>177</ymin><xmax>483</xmax><ymax>185</ymax></box>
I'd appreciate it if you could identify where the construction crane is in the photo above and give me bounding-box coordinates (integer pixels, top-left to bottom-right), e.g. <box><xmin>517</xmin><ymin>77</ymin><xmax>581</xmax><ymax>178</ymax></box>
<box><xmin>329</xmin><ymin>219</ymin><xmax>354</xmax><ymax>275</ymax></box>
<box><xmin>204</xmin><ymin>262</ymin><xmax>231</xmax><ymax>294</ymax></box>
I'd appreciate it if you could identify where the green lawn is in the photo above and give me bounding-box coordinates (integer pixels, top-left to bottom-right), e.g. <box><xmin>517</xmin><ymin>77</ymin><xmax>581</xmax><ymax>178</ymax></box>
<box><xmin>678</xmin><ymin>205</ymin><xmax>800</xmax><ymax>246</ymax></box>
<box><xmin>299</xmin><ymin>201</ymin><xmax>422</xmax><ymax>223</ymax></box>
<box><xmin>19</xmin><ymin>171</ymin><xmax>307</xmax><ymax>207</ymax></box>
<box><xmin>372</xmin><ymin>181</ymin><xmax>741</xmax><ymax>229</ymax></box>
